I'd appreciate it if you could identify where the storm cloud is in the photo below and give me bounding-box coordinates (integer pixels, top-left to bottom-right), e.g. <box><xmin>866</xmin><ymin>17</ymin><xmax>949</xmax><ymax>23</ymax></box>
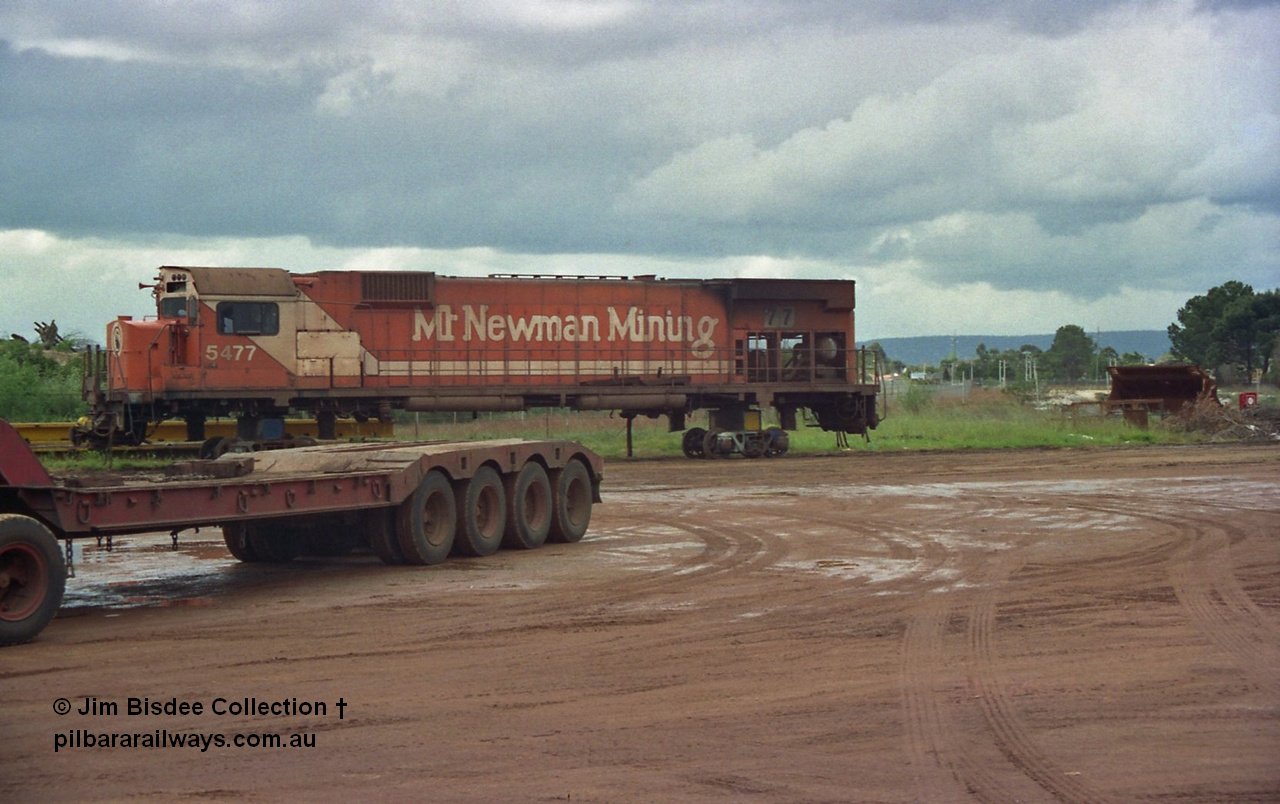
<box><xmin>0</xmin><ymin>0</ymin><xmax>1276</xmax><ymax>340</ymax></box>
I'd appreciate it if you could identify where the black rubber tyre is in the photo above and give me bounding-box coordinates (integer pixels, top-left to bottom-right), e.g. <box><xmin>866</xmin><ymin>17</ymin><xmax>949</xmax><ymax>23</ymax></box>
<box><xmin>503</xmin><ymin>462</ymin><xmax>552</xmax><ymax>550</ymax></box>
<box><xmin>367</xmin><ymin>509</ymin><xmax>407</xmax><ymax>565</ymax></box>
<box><xmin>246</xmin><ymin>524</ymin><xmax>299</xmax><ymax>563</ymax></box>
<box><xmin>299</xmin><ymin>525</ymin><xmax>361</xmax><ymax>557</ymax></box>
<box><xmin>454</xmin><ymin>466</ymin><xmax>506</xmax><ymax>557</ymax></box>
<box><xmin>397</xmin><ymin>470</ymin><xmax>456</xmax><ymax>565</ymax></box>
<box><xmin>548</xmin><ymin>459</ymin><xmax>593</xmax><ymax>544</ymax></box>
<box><xmin>0</xmin><ymin>514</ymin><xmax>66</xmax><ymax>646</ymax></box>
<box><xmin>221</xmin><ymin>521</ymin><xmax>261</xmax><ymax>562</ymax></box>
<box><xmin>681</xmin><ymin>427</ymin><xmax>707</xmax><ymax>459</ymax></box>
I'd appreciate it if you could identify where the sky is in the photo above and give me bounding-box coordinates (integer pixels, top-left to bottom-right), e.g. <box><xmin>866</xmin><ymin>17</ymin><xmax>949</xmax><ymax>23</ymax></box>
<box><xmin>1</xmin><ymin>0</ymin><xmax>1277</xmax><ymax>344</ymax></box>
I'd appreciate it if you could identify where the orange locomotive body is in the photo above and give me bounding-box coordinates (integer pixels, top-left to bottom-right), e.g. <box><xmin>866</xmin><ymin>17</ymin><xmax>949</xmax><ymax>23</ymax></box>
<box><xmin>83</xmin><ymin>267</ymin><xmax>881</xmax><ymax>454</ymax></box>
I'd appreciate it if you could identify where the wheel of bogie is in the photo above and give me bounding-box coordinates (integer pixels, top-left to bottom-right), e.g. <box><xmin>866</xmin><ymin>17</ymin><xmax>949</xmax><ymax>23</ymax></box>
<box><xmin>548</xmin><ymin>459</ymin><xmax>593</xmax><ymax>544</ymax></box>
<box><xmin>503</xmin><ymin>462</ymin><xmax>552</xmax><ymax>550</ymax></box>
<box><xmin>741</xmin><ymin>436</ymin><xmax>765</xmax><ymax>459</ymax></box>
<box><xmin>0</xmin><ymin>515</ymin><xmax>66</xmax><ymax>646</ymax></box>
<box><xmin>454</xmin><ymin>466</ymin><xmax>506</xmax><ymax>557</ymax></box>
<box><xmin>246</xmin><ymin>524</ymin><xmax>299</xmax><ymax>563</ymax></box>
<box><xmin>764</xmin><ymin>427</ymin><xmax>789</xmax><ymax>457</ymax></box>
<box><xmin>397</xmin><ymin>470</ymin><xmax>456</xmax><ymax>565</ymax></box>
<box><xmin>682</xmin><ymin>427</ymin><xmax>707</xmax><ymax>459</ymax></box>
<box><xmin>702</xmin><ymin>429</ymin><xmax>732</xmax><ymax>459</ymax></box>
<box><xmin>367</xmin><ymin>509</ymin><xmax>407</xmax><ymax>565</ymax></box>
<box><xmin>221</xmin><ymin>521</ymin><xmax>261</xmax><ymax>562</ymax></box>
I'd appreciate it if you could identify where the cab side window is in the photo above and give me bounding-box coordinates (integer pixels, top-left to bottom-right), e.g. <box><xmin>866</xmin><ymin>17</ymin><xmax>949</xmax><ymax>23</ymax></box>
<box><xmin>216</xmin><ymin>302</ymin><xmax>279</xmax><ymax>336</ymax></box>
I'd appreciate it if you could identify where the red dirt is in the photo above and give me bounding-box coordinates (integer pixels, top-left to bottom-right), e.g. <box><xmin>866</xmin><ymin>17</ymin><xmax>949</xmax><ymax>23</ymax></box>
<box><xmin>4</xmin><ymin>444</ymin><xmax>1279</xmax><ymax>802</ymax></box>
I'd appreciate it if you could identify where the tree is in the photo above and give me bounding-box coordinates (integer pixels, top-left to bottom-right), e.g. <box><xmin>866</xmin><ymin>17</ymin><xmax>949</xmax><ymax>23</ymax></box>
<box><xmin>1169</xmin><ymin>282</ymin><xmax>1280</xmax><ymax>380</ymax></box>
<box><xmin>0</xmin><ymin>340</ymin><xmax>85</xmax><ymax>421</ymax></box>
<box><xmin>1248</xmin><ymin>289</ymin><xmax>1280</xmax><ymax>378</ymax></box>
<box><xmin>1043</xmin><ymin>325</ymin><xmax>1096</xmax><ymax>382</ymax></box>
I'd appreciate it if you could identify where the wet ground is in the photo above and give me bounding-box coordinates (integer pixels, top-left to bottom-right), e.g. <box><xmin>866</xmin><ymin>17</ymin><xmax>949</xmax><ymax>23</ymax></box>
<box><xmin>4</xmin><ymin>443</ymin><xmax>1279</xmax><ymax>802</ymax></box>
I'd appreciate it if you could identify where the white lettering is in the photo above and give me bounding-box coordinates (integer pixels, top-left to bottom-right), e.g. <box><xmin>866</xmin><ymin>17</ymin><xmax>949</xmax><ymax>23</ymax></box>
<box><xmin>464</xmin><ymin>305</ymin><xmax>488</xmax><ymax>341</ymax></box>
<box><xmin>692</xmin><ymin>316</ymin><xmax>719</xmax><ymax>359</ymax></box>
<box><xmin>608</xmin><ymin>307</ymin><xmax>641</xmax><ymax>342</ymax></box>
<box><xmin>417</xmin><ymin>305</ymin><xmax>712</xmax><ymax>356</ymax></box>
<box><xmin>412</xmin><ymin>306</ymin><xmax>456</xmax><ymax>342</ymax></box>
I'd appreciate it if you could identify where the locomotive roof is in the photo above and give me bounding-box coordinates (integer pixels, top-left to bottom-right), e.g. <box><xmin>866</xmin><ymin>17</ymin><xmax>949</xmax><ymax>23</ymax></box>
<box><xmin>162</xmin><ymin>266</ymin><xmax>298</xmax><ymax>297</ymax></box>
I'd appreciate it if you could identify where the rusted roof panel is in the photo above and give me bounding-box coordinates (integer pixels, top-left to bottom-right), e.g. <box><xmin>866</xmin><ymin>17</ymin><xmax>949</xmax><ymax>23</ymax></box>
<box><xmin>166</xmin><ymin>266</ymin><xmax>298</xmax><ymax>297</ymax></box>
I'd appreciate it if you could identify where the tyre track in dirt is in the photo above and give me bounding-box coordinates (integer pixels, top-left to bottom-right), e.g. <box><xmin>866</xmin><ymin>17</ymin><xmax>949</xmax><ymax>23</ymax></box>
<box><xmin>1071</xmin><ymin>496</ymin><xmax>1280</xmax><ymax>697</ymax></box>
<box><xmin>895</xmin><ymin>489</ymin><xmax>1110</xmax><ymax>804</ymax></box>
<box><xmin>965</xmin><ymin>548</ymin><xmax>1112</xmax><ymax>804</ymax></box>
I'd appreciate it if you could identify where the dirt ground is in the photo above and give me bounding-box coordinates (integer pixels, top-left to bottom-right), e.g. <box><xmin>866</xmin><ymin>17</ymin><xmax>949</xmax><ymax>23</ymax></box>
<box><xmin>4</xmin><ymin>443</ymin><xmax>1279</xmax><ymax>803</ymax></box>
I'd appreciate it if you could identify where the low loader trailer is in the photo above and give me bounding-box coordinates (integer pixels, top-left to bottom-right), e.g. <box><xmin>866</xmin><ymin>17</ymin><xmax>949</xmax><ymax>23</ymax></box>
<box><xmin>0</xmin><ymin>418</ymin><xmax>602</xmax><ymax>646</ymax></box>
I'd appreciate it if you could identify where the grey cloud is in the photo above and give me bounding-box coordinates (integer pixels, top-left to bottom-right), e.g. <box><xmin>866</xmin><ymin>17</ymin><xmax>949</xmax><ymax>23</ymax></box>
<box><xmin>0</xmin><ymin>0</ymin><xmax>1276</xmax><ymax>308</ymax></box>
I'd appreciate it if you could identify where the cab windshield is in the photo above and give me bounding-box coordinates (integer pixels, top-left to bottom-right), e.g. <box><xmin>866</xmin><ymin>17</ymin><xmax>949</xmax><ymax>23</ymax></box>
<box><xmin>159</xmin><ymin>297</ymin><xmax>191</xmax><ymax>320</ymax></box>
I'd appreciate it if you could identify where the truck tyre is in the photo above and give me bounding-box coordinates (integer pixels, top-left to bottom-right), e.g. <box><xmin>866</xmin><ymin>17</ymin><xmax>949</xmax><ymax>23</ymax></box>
<box><xmin>296</xmin><ymin>517</ymin><xmax>361</xmax><ymax>557</ymax></box>
<box><xmin>454</xmin><ymin>466</ymin><xmax>506</xmax><ymax>557</ymax></box>
<box><xmin>548</xmin><ymin>459</ymin><xmax>593</xmax><ymax>544</ymax></box>
<box><xmin>221</xmin><ymin>522</ymin><xmax>262</xmax><ymax>562</ymax></box>
<box><xmin>367</xmin><ymin>509</ymin><xmax>407</xmax><ymax>565</ymax></box>
<box><xmin>503</xmin><ymin>462</ymin><xmax>552</xmax><ymax>550</ymax></box>
<box><xmin>397</xmin><ymin>470</ymin><xmax>456</xmax><ymax>565</ymax></box>
<box><xmin>0</xmin><ymin>514</ymin><xmax>66</xmax><ymax>646</ymax></box>
<box><xmin>247</xmin><ymin>525</ymin><xmax>299</xmax><ymax>563</ymax></box>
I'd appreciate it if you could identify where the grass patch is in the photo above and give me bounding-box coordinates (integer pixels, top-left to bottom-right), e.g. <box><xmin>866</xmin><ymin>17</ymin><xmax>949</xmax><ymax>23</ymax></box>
<box><xmin>392</xmin><ymin>393</ymin><xmax>1196</xmax><ymax>461</ymax></box>
<box><xmin>37</xmin><ymin>389</ymin><xmax>1217</xmax><ymax>472</ymax></box>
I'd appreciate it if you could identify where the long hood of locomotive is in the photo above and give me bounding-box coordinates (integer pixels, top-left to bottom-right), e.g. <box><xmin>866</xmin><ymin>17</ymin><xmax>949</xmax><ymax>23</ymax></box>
<box><xmin>107</xmin><ymin>276</ymin><xmax>756</xmax><ymax>395</ymax></box>
<box><xmin>317</xmin><ymin>279</ymin><xmax>731</xmax><ymax>380</ymax></box>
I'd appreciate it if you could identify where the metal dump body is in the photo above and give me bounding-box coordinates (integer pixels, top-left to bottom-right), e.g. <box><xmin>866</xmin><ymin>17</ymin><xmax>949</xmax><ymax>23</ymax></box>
<box><xmin>1106</xmin><ymin>365</ymin><xmax>1219</xmax><ymax>412</ymax></box>
<box><xmin>1104</xmin><ymin>364</ymin><xmax>1220</xmax><ymax>427</ymax></box>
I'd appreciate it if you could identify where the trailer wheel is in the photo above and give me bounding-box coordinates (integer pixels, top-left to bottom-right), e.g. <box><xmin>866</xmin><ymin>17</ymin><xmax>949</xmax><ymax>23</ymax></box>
<box><xmin>548</xmin><ymin>459</ymin><xmax>593</xmax><ymax>544</ymax></box>
<box><xmin>503</xmin><ymin>462</ymin><xmax>552</xmax><ymax>550</ymax></box>
<box><xmin>247</xmin><ymin>525</ymin><xmax>299</xmax><ymax>563</ymax></box>
<box><xmin>299</xmin><ymin>528</ymin><xmax>360</xmax><ymax>557</ymax></box>
<box><xmin>397</xmin><ymin>470</ymin><xmax>456</xmax><ymax>565</ymax></box>
<box><xmin>682</xmin><ymin>427</ymin><xmax>707</xmax><ymax>459</ymax></box>
<box><xmin>221</xmin><ymin>522</ymin><xmax>261</xmax><ymax>562</ymax></box>
<box><xmin>367</xmin><ymin>509</ymin><xmax>407</xmax><ymax>565</ymax></box>
<box><xmin>0</xmin><ymin>515</ymin><xmax>66</xmax><ymax>646</ymax></box>
<box><xmin>454</xmin><ymin>466</ymin><xmax>506</xmax><ymax>557</ymax></box>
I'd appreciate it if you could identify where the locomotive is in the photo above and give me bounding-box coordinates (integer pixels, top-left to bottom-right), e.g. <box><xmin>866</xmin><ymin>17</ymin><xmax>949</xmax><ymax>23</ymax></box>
<box><xmin>80</xmin><ymin>267</ymin><xmax>882</xmax><ymax>456</ymax></box>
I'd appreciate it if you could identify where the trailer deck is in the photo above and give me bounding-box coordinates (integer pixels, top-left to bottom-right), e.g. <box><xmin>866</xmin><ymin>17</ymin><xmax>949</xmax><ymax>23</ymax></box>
<box><xmin>0</xmin><ymin>419</ymin><xmax>602</xmax><ymax>646</ymax></box>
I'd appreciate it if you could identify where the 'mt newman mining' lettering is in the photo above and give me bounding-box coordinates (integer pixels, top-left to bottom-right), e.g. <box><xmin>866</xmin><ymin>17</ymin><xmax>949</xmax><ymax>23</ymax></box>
<box><xmin>412</xmin><ymin>305</ymin><xmax>720</xmax><ymax>358</ymax></box>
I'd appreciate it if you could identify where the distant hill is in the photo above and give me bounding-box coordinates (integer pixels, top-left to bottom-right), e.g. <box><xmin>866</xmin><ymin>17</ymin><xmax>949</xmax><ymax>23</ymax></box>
<box><xmin>868</xmin><ymin>330</ymin><xmax>1171</xmax><ymax>368</ymax></box>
